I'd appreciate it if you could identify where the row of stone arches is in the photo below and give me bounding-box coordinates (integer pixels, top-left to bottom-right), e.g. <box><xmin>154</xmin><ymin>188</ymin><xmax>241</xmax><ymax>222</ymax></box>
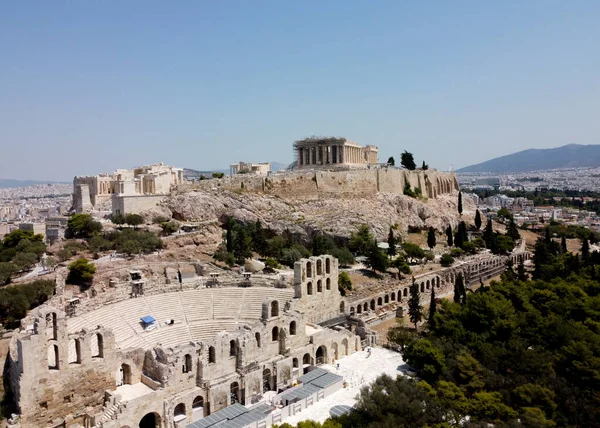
<box><xmin>306</xmin><ymin>258</ymin><xmax>332</xmax><ymax>278</ymax></box>
<box><xmin>306</xmin><ymin>277</ymin><xmax>332</xmax><ymax>295</ymax></box>
<box><xmin>49</xmin><ymin>333</ymin><xmax>104</xmax><ymax>370</ymax></box>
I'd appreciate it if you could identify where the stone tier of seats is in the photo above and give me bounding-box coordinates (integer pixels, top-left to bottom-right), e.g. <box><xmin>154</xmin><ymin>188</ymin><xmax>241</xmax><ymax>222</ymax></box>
<box><xmin>66</xmin><ymin>287</ymin><xmax>294</xmax><ymax>351</ymax></box>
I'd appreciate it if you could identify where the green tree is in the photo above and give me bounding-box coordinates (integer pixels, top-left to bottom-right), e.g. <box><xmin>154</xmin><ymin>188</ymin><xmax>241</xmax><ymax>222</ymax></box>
<box><xmin>475</xmin><ymin>209</ymin><xmax>482</xmax><ymax>230</ymax></box>
<box><xmin>517</xmin><ymin>260</ymin><xmax>527</xmax><ymax>281</ymax></box>
<box><xmin>387</xmin><ymin>227</ymin><xmax>397</xmax><ymax>257</ymax></box>
<box><xmin>252</xmin><ymin>220</ymin><xmax>268</xmax><ymax>255</ymax></box>
<box><xmin>455</xmin><ymin>221</ymin><xmax>468</xmax><ymax>249</ymax></box>
<box><xmin>0</xmin><ymin>262</ymin><xmax>15</xmax><ymax>285</ymax></box>
<box><xmin>440</xmin><ymin>253</ymin><xmax>454</xmax><ymax>267</ymax></box>
<box><xmin>408</xmin><ymin>279</ymin><xmax>422</xmax><ymax>330</ymax></box>
<box><xmin>446</xmin><ymin>224</ymin><xmax>453</xmax><ymax>247</ymax></box>
<box><xmin>66</xmin><ymin>214</ymin><xmax>102</xmax><ymax>238</ymax></box>
<box><xmin>506</xmin><ymin>219</ymin><xmax>521</xmax><ymax>242</ymax></box>
<box><xmin>428</xmin><ymin>286</ymin><xmax>436</xmax><ymax>328</ymax></box>
<box><xmin>497</xmin><ymin>207</ymin><xmax>513</xmax><ymax>221</ymax></box>
<box><xmin>390</xmin><ymin>255</ymin><xmax>411</xmax><ymax>277</ymax></box>
<box><xmin>12</xmin><ymin>252</ymin><xmax>38</xmax><ymax>271</ymax></box>
<box><xmin>225</xmin><ymin>217</ymin><xmax>235</xmax><ymax>253</ymax></box>
<box><xmin>454</xmin><ymin>272</ymin><xmax>466</xmax><ymax>304</ymax></box>
<box><xmin>365</xmin><ymin>240</ymin><xmax>389</xmax><ymax>273</ymax></box>
<box><xmin>561</xmin><ymin>236</ymin><xmax>568</xmax><ymax>253</ymax></box>
<box><xmin>581</xmin><ymin>237</ymin><xmax>590</xmax><ymax>263</ymax></box>
<box><xmin>403</xmin><ymin>338</ymin><xmax>445</xmax><ymax>383</ymax></box>
<box><xmin>232</xmin><ymin>223</ymin><xmax>252</xmax><ymax>263</ymax></box>
<box><xmin>338</xmin><ymin>271</ymin><xmax>352</xmax><ymax>296</ymax></box>
<box><xmin>2</xmin><ymin>229</ymin><xmax>41</xmax><ymax>248</ymax></box>
<box><xmin>422</xmin><ymin>160</ymin><xmax>428</xmax><ymax>170</ymax></box>
<box><xmin>403</xmin><ymin>242</ymin><xmax>425</xmax><ymax>263</ymax></box>
<box><xmin>349</xmin><ymin>224</ymin><xmax>374</xmax><ymax>256</ymax></box>
<box><xmin>160</xmin><ymin>220</ymin><xmax>180</xmax><ymax>235</ymax></box>
<box><xmin>67</xmin><ymin>258</ymin><xmax>96</xmax><ymax>286</ymax></box>
<box><xmin>111</xmin><ymin>213</ymin><xmax>125</xmax><ymax>226</ymax></box>
<box><xmin>212</xmin><ymin>172</ymin><xmax>225</xmax><ymax>178</ymax></box>
<box><xmin>400</xmin><ymin>151</ymin><xmax>416</xmax><ymax>170</ymax></box>
<box><xmin>330</xmin><ymin>247</ymin><xmax>355</xmax><ymax>266</ymax></box>
<box><xmin>458</xmin><ymin>191</ymin><xmax>463</xmax><ymax>216</ymax></box>
<box><xmin>427</xmin><ymin>227</ymin><xmax>436</xmax><ymax>250</ymax></box>
<box><xmin>125</xmin><ymin>213</ymin><xmax>144</xmax><ymax>229</ymax></box>
<box><xmin>387</xmin><ymin>156</ymin><xmax>395</xmax><ymax>166</ymax></box>
<box><xmin>483</xmin><ymin>218</ymin><xmax>494</xmax><ymax>248</ymax></box>
<box><xmin>120</xmin><ymin>240</ymin><xmax>141</xmax><ymax>256</ymax></box>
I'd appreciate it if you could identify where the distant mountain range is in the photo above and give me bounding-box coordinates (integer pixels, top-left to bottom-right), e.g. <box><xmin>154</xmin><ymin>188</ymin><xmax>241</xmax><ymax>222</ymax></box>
<box><xmin>457</xmin><ymin>144</ymin><xmax>600</xmax><ymax>173</ymax></box>
<box><xmin>0</xmin><ymin>179</ymin><xmax>69</xmax><ymax>189</ymax></box>
<box><xmin>183</xmin><ymin>161</ymin><xmax>289</xmax><ymax>179</ymax></box>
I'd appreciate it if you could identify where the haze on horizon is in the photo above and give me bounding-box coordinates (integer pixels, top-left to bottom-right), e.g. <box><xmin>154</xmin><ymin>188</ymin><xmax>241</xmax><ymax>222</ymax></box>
<box><xmin>1</xmin><ymin>1</ymin><xmax>600</xmax><ymax>182</ymax></box>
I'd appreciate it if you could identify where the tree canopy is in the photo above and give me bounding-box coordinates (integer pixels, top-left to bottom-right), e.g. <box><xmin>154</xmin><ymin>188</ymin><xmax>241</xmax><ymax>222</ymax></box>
<box><xmin>400</xmin><ymin>151</ymin><xmax>416</xmax><ymax>170</ymax></box>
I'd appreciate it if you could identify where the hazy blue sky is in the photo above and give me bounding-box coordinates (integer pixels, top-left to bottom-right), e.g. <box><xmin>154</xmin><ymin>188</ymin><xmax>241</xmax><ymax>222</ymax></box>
<box><xmin>2</xmin><ymin>1</ymin><xmax>600</xmax><ymax>181</ymax></box>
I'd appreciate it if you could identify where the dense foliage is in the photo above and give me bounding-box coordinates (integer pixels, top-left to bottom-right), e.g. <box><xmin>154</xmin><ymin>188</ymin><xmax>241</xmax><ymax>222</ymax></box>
<box><xmin>0</xmin><ymin>279</ymin><xmax>55</xmax><ymax>326</ymax></box>
<box><xmin>0</xmin><ymin>229</ymin><xmax>46</xmax><ymax>284</ymax></box>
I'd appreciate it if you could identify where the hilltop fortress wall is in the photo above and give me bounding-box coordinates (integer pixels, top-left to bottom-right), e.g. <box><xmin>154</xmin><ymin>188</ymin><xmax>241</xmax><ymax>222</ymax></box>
<box><xmin>177</xmin><ymin>168</ymin><xmax>459</xmax><ymax>199</ymax></box>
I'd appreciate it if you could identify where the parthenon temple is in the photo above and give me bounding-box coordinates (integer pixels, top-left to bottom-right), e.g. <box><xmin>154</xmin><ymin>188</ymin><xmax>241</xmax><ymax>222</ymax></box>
<box><xmin>294</xmin><ymin>137</ymin><xmax>378</xmax><ymax>168</ymax></box>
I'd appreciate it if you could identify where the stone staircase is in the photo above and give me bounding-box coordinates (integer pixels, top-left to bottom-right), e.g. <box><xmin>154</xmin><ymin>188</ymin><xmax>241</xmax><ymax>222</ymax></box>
<box><xmin>94</xmin><ymin>393</ymin><xmax>124</xmax><ymax>427</ymax></box>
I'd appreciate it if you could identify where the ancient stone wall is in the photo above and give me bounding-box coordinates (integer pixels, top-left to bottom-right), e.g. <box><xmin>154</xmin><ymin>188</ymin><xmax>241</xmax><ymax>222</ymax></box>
<box><xmin>177</xmin><ymin>168</ymin><xmax>459</xmax><ymax>200</ymax></box>
<box><xmin>112</xmin><ymin>194</ymin><xmax>167</xmax><ymax>216</ymax></box>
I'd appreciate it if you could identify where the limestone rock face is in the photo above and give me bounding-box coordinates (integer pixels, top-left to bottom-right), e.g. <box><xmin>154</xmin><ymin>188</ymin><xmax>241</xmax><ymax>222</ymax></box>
<box><xmin>165</xmin><ymin>189</ymin><xmax>472</xmax><ymax>245</ymax></box>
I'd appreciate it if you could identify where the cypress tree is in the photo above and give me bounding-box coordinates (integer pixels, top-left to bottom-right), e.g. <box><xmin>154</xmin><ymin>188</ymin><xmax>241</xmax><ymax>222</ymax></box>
<box><xmin>483</xmin><ymin>218</ymin><xmax>494</xmax><ymax>248</ymax></box>
<box><xmin>518</xmin><ymin>260</ymin><xmax>527</xmax><ymax>281</ymax></box>
<box><xmin>427</xmin><ymin>227</ymin><xmax>436</xmax><ymax>250</ymax></box>
<box><xmin>408</xmin><ymin>278</ymin><xmax>423</xmax><ymax>330</ymax></box>
<box><xmin>458</xmin><ymin>191</ymin><xmax>463</xmax><ymax>216</ymax></box>
<box><xmin>561</xmin><ymin>236</ymin><xmax>568</xmax><ymax>253</ymax></box>
<box><xmin>506</xmin><ymin>219</ymin><xmax>521</xmax><ymax>242</ymax></box>
<box><xmin>428</xmin><ymin>286</ymin><xmax>436</xmax><ymax>328</ymax></box>
<box><xmin>454</xmin><ymin>272</ymin><xmax>466</xmax><ymax>304</ymax></box>
<box><xmin>446</xmin><ymin>225</ymin><xmax>453</xmax><ymax>247</ymax></box>
<box><xmin>387</xmin><ymin>227</ymin><xmax>397</xmax><ymax>257</ymax></box>
<box><xmin>545</xmin><ymin>227</ymin><xmax>552</xmax><ymax>245</ymax></box>
<box><xmin>582</xmin><ymin>238</ymin><xmax>590</xmax><ymax>263</ymax></box>
<box><xmin>474</xmin><ymin>209</ymin><xmax>482</xmax><ymax>230</ymax></box>
<box><xmin>225</xmin><ymin>217</ymin><xmax>235</xmax><ymax>253</ymax></box>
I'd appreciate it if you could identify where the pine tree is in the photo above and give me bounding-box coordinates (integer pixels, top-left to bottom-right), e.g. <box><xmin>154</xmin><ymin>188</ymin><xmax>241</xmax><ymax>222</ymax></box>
<box><xmin>387</xmin><ymin>227</ymin><xmax>397</xmax><ymax>257</ymax></box>
<box><xmin>506</xmin><ymin>219</ymin><xmax>521</xmax><ymax>242</ymax></box>
<box><xmin>517</xmin><ymin>260</ymin><xmax>527</xmax><ymax>281</ymax></box>
<box><xmin>455</xmin><ymin>222</ymin><xmax>468</xmax><ymax>249</ymax></box>
<box><xmin>454</xmin><ymin>272</ymin><xmax>466</xmax><ymax>304</ymax></box>
<box><xmin>225</xmin><ymin>217</ymin><xmax>235</xmax><ymax>253</ymax></box>
<box><xmin>561</xmin><ymin>236</ymin><xmax>568</xmax><ymax>253</ymax></box>
<box><xmin>446</xmin><ymin>225</ymin><xmax>453</xmax><ymax>247</ymax></box>
<box><xmin>401</xmin><ymin>151</ymin><xmax>416</xmax><ymax>170</ymax></box>
<box><xmin>427</xmin><ymin>227</ymin><xmax>436</xmax><ymax>250</ymax></box>
<box><xmin>458</xmin><ymin>191</ymin><xmax>463</xmax><ymax>216</ymax></box>
<box><xmin>422</xmin><ymin>161</ymin><xmax>429</xmax><ymax>170</ymax></box>
<box><xmin>252</xmin><ymin>220</ymin><xmax>268</xmax><ymax>255</ymax></box>
<box><xmin>474</xmin><ymin>209</ymin><xmax>482</xmax><ymax>230</ymax></box>
<box><xmin>387</xmin><ymin>156</ymin><xmax>395</xmax><ymax>166</ymax></box>
<box><xmin>428</xmin><ymin>286</ymin><xmax>436</xmax><ymax>328</ymax></box>
<box><xmin>545</xmin><ymin>227</ymin><xmax>552</xmax><ymax>245</ymax></box>
<box><xmin>483</xmin><ymin>218</ymin><xmax>493</xmax><ymax>248</ymax></box>
<box><xmin>582</xmin><ymin>238</ymin><xmax>590</xmax><ymax>263</ymax></box>
<box><xmin>408</xmin><ymin>278</ymin><xmax>423</xmax><ymax>330</ymax></box>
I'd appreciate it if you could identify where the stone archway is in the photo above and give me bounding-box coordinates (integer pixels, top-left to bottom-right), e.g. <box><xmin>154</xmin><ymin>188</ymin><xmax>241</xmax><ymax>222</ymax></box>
<box><xmin>316</xmin><ymin>345</ymin><xmax>328</xmax><ymax>365</ymax></box>
<box><xmin>139</xmin><ymin>412</ymin><xmax>161</xmax><ymax>428</ymax></box>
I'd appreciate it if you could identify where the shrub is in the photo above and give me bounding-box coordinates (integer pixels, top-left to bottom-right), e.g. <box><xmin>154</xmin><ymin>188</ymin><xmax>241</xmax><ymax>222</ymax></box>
<box><xmin>0</xmin><ymin>279</ymin><xmax>55</xmax><ymax>326</ymax></box>
<box><xmin>66</xmin><ymin>214</ymin><xmax>102</xmax><ymax>238</ymax></box>
<box><xmin>264</xmin><ymin>257</ymin><xmax>281</xmax><ymax>269</ymax></box>
<box><xmin>338</xmin><ymin>271</ymin><xmax>352</xmax><ymax>296</ymax></box>
<box><xmin>153</xmin><ymin>215</ymin><xmax>170</xmax><ymax>224</ymax></box>
<box><xmin>161</xmin><ymin>221</ymin><xmax>180</xmax><ymax>235</ymax></box>
<box><xmin>440</xmin><ymin>253</ymin><xmax>454</xmax><ymax>267</ymax></box>
<box><xmin>450</xmin><ymin>248</ymin><xmax>464</xmax><ymax>258</ymax></box>
<box><xmin>67</xmin><ymin>258</ymin><xmax>96</xmax><ymax>287</ymax></box>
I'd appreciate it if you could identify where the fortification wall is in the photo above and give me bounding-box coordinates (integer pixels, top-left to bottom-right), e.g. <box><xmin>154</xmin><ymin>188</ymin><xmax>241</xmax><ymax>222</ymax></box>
<box><xmin>177</xmin><ymin>168</ymin><xmax>459</xmax><ymax>200</ymax></box>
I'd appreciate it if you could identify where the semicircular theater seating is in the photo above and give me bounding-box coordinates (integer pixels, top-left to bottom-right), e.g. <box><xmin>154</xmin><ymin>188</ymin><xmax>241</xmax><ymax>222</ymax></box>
<box><xmin>66</xmin><ymin>287</ymin><xmax>295</xmax><ymax>350</ymax></box>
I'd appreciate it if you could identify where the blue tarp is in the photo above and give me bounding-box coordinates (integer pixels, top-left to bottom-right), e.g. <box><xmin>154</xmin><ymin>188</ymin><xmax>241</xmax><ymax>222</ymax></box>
<box><xmin>140</xmin><ymin>315</ymin><xmax>156</xmax><ymax>324</ymax></box>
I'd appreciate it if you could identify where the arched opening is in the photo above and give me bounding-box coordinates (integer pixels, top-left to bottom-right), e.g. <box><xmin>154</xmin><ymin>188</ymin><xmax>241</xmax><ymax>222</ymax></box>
<box><xmin>317</xmin><ymin>259</ymin><xmax>323</xmax><ymax>275</ymax></box>
<box><xmin>326</xmin><ymin>258</ymin><xmax>331</xmax><ymax>274</ymax></box>
<box><xmin>263</xmin><ymin>369</ymin><xmax>272</xmax><ymax>391</ymax></box>
<box><xmin>426</xmin><ymin>280</ymin><xmax>430</xmax><ymax>289</ymax></box>
<box><xmin>350</xmin><ymin>306</ymin><xmax>355</xmax><ymax>315</ymax></box>
<box><xmin>306</xmin><ymin>262</ymin><xmax>312</xmax><ymax>278</ymax></box>
<box><xmin>302</xmin><ymin>353</ymin><xmax>312</xmax><ymax>373</ymax></box>
<box><xmin>272</xmin><ymin>326</ymin><xmax>279</xmax><ymax>342</ymax></box>
<box><xmin>292</xmin><ymin>358</ymin><xmax>299</xmax><ymax>368</ymax></box>
<box><xmin>391</xmin><ymin>292</ymin><xmax>396</xmax><ymax>301</ymax></box>
<box><xmin>437</xmin><ymin>277</ymin><xmax>440</xmax><ymax>287</ymax></box>
<box><xmin>363</xmin><ymin>302</ymin><xmax>368</xmax><ymax>312</ymax></box>
<box><xmin>119</xmin><ymin>363</ymin><xmax>132</xmax><ymax>386</ymax></box>
<box><xmin>332</xmin><ymin>342</ymin><xmax>338</xmax><ymax>360</ymax></box>
<box><xmin>68</xmin><ymin>338</ymin><xmax>81</xmax><ymax>364</ymax></box>
<box><xmin>289</xmin><ymin>321</ymin><xmax>296</xmax><ymax>335</ymax></box>
<box><xmin>316</xmin><ymin>345</ymin><xmax>327</xmax><ymax>365</ymax></box>
<box><xmin>208</xmin><ymin>346</ymin><xmax>216</xmax><ymax>364</ymax></box>
<box><xmin>403</xmin><ymin>288</ymin><xmax>408</xmax><ymax>297</ymax></box>
<box><xmin>139</xmin><ymin>412</ymin><xmax>161</xmax><ymax>428</ymax></box>
<box><xmin>174</xmin><ymin>403</ymin><xmax>186</xmax><ymax>423</ymax></box>
<box><xmin>420</xmin><ymin>282</ymin><xmax>425</xmax><ymax>293</ymax></box>
<box><xmin>357</xmin><ymin>305</ymin><xmax>362</xmax><ymax>314</ymax></box>
<box><xmin>229</xmin><ymin>340</ymin><xmax>237</xmax><ymax>357</ymax></box>
<box><xmin>230</xmin><ymin>382</ymin><xmax>240</xmax><ymax>404</ymax></box>
<box><xmin>384</xmin><ymin>295</ymin><xmax>389</xmax><ymax>303</ymax></box>
<box><xmin>377</xmin><ymin>297</ymin><xmax>383</xmax><ymax>306</ymax></box>
<box><xmin>307</xmin><ymin>282</ymin><xmax>313</xmax><ymax>295</ymax></box>
<box><xmin>48</xmin><ymin>344</ymin><xmax>59</xmax><ymax>370</ymax></box>
<box><xmin>339</xmin><ymin>301</ymin><xmax>345</xmax><ymax>313</ymax></box>
<box><xmin>326</xmin><ymin>277</ymin><xmax>331</xmax><ymax>290</ymax></box>
<box><xmin>91</xmin><ymin>333</ymin><xmax>103</xmax><ymax>358</ymax></box>
<box><xmin>341</xmin><ymin>338</ymin><xmax>349</xmax><ymax>356</ymax></box>
<box><xmin>183</xmin><ymin>354</ymin><xmax>192</xmax><ymax>373</ymax></box>
<box><xmin>370</xmin><ymin>299</ymin><xmax>375</xmax><ymax>310</ymax></box>
<box><xmin>271</xmin><ymin>300</ymin><xmax>279</xmax><ymax>317</ymax></box>
<box><xmin>46</xmin><ymin>312</ymin><xmax>57</xmax><ymax>340</ymax></box>
<box><xmin>255</xmin><ymin>332</ymin><xmax>261</xmax><ymax>348</ymax></box>
<box><xmin>317</xmin><ymin>279</ymin><xmax>322</xmax><ymax>292</ymax></box>
<box><xmin>192</xmin><ymin>396</ymin><xmax>204</xmax><ymax>419</ymax></box>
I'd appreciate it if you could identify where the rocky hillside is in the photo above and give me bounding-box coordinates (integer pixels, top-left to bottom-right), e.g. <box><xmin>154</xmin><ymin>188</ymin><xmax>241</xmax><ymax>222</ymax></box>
<box><xmin>150</xmin><ymin>188</ymin><xmax>470</xmax><ymax>246</ymax></box>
